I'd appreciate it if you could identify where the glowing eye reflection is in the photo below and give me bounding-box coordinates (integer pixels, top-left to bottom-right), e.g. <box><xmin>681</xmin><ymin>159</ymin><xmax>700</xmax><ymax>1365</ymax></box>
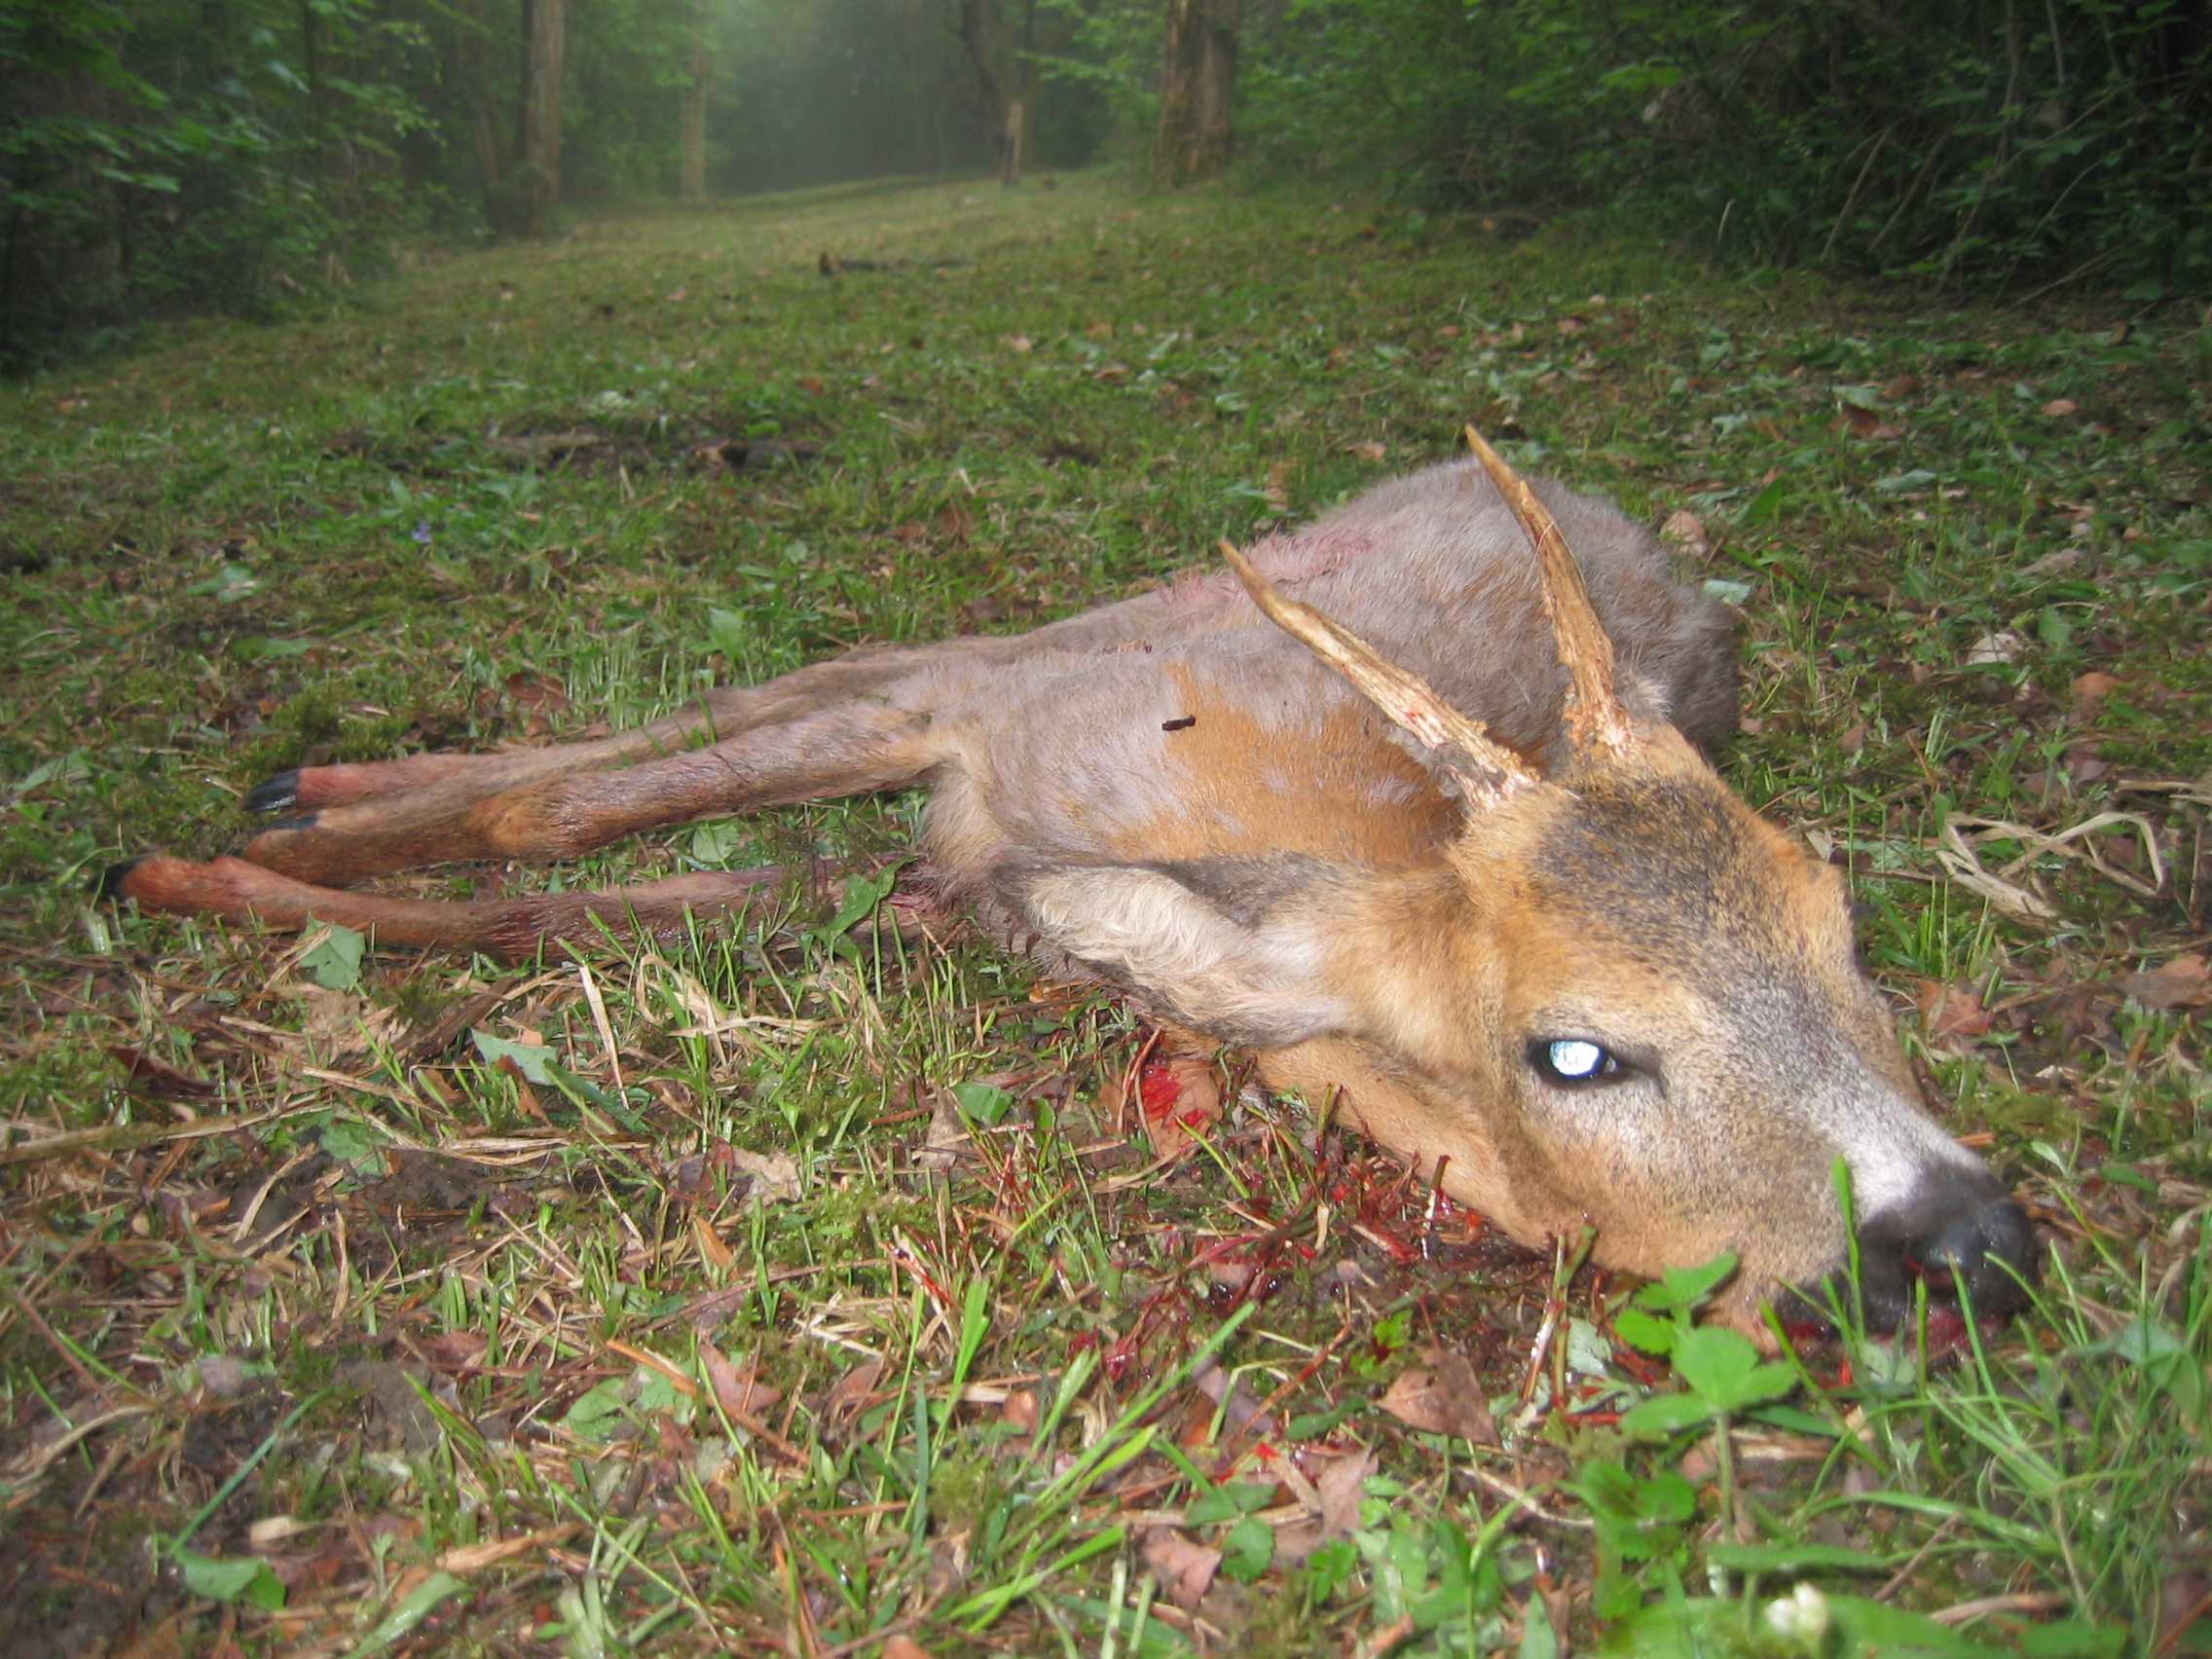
<box><xmin>1548</xmin><ymin>1040</ymin><xmax>1605</xmax><ymax>1080</ymax></box>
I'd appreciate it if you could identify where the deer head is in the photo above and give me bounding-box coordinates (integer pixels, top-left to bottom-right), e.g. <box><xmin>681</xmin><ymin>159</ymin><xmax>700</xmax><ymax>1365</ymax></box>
<box><xmin>1215</xmin><ymin>430</ymin><xmax>2036</xmax><ymax>1334</ymax></box>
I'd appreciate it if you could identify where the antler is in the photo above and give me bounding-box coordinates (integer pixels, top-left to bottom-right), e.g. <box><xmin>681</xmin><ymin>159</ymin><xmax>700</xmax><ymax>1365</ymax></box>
<box><xmin>1462</xmin><ymin>425</ymin><xmax>1635</xmax><ymax>758</ymax></box>
<box><xmin>1221</xmin><ymin>540</ymin><xmax>1540</xmax><ymax>809</ymax></box>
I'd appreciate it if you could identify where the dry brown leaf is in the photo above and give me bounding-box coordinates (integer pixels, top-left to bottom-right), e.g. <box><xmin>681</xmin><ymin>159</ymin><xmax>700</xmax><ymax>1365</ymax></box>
<box><xmin>1004</xmin><ymin>332</ymin><xmax>1033</xmax><ymax>353</ymax></box>
<box><xmin>1275</xmin><ymin>1448</ymin><xmax>1378</xmax><ymax>1564</ymax></box>
<box><xmin>1916</xmin><ymin>979</ymin><xmax>1994</xmax><ymax>1039</ymax></box>
<box><xmin>1965</xmin><ymin>630</ymin><xmax>2026</xmax><ymax>667</ymax></box>
<box><xmin>1658</xmin><ymin>509</ymin><xmax>1710</xmax><ymax>556</ymax></box>
<box><xmin>880</xmin><ymin>1639</ymin><xmax>936</xmax><ymax>1659</ymax></box>
<box><xmin>2070</xmin><ymin>670</ymin><xmax>2121</xmax><ymax>711</ymax></box>
<box><xmin>1379</xmin><ymin>1347</ymin><xmax>1497</xmax><ymax>1445</ymax></box>
<box><xmin>1347</xmin><ymin>439</ymin><xmax>1386</xmax><ymax>461</ymax></box>
<box><xmin>1265</xmin><ymin>461</ymin><xmax>1292</xmax><ymax>512</ymax></box>
<box><xmin>504</xmin><ymin>671</ymin><xmax>570</xmax><ymax>718</ymax></box>
<box><xmin>729</xmin><ymin>1148</ymin><xmax>801</xmax><ymax>1202</ymax></box>
<box><xmin>1138</xmin><ymin>1049</ymin><xmax>1224</xmax><ymax>1161</ymax></box>
<box><xmin>823</xmin><ymin>1356</ymin><xmax>887</xmax><ymax>1432</ymax></box>
<box><xmin>796</xmin><ymin>375</ymin><xmax>826</xmax><ymax>394</ymax></box>
<box><xmin>700</xmin><ymin>1346</ymin><xmax>782</xmax><ymax>1419</ymax></box>
<box><xmin>2042</xmin><ymin>397</ymin><xmax>2079</xmax><ymax>418</ymax></box>
<box><xmin>1142</xmin><ymin>1527</ymin><xmax>1222</xmax><ymax>1609</ymax></box>
<box><xmin>915</xmin><ymin>1087</ymin><xmax>977</xmax><ymax>1173</ymax></box>
<box><xmin>2117</xmin><ymin>954</ymin><xmax>2211</xmax><ymax>1011</ymax></box>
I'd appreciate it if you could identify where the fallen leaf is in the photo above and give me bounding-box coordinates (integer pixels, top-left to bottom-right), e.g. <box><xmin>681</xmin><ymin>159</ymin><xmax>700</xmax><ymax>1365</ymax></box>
<box><xmin>728</xmin><ymin>1148</ymin><xmax>801</xmax><ymax>1202</ymax></box>
<box><xmin>1915</xmin><ymin>979</ymin><xmax>1994</xmax><ymax>1039</ymax></box>
<box><xmin>1379</xmin><ymin>1347</ymin><xmax>1497</xmax><ymax>1445</ymax></box>
<box><xmin>1346</xmin><ymin>439</ymin><xmax>1386</xmax><ymax>461</ymax></box>
<box><xmin>1193</xmin><ymin>1359</ymin><xmax>1272</xmax><ymax>1438</ymax></box>
<box><xmin>2070</xmin><ymin>670</ymin><xmax>2120</xmax><ymax>711</ymax></box>
<box><xmin>1275</xmin><ymin>1449</ymin><xmax>1378</xmax><ymax>1563</ymax></box>
<box><xmin>110</xmin><ymin>1045</ymin><xmax>217</xmax><ymax>1101</ymax></box>
<box><xmin>915</xmin><ymin>1086</ymin><xmax>978</xmax><ymax>1173</ymax></box>
<box><xmin>2117</xmin><ymin>954</ymin><xmax>2211</xmax><ymax>1011</ymax></box>
<box><xmin>1142</xmin><ymin>1527</ymin><xmax>1222</xmax><ymax>1609</ymax></box>
<box><xmin>822</xmin><ymin>1357</ymin><xmax>887</xmax><ymax>1432</ymax></box>
<box><xmin>2021</xmin><ymin>547</ymin><xmax>2083</xmax><ymax>578</ymax></box>
<box><xmin>1264</xmin><ymin>461</ymin><xmax>1291</xmax><ymax>512</ymax></box>
<box><xmin>2063</xmin><ymin>742</ymin><xmax>2111</xmax><ymax>785</ymax></box>
<box><xmin>1965</xmin><ymin>630</ymin><xmax>2025</xmax><ymax>668</ymax></box>
<box><xmin>2042</xmin><ymin>397</ymin><xmax>2079</xmax><ymax>418</ymax></box>
<box><xmin>1137</xmin><ymin>1049</ymin><xmax>1223</xmax><ymax>1161</ymax></box>
<box><xmin>1658</xmin><ymin>509</ymin><xmax>1710</xmax><ymax>556</ymax></box>
<box><xmin>1004</xmin><ymin>333</ymin><xmax>1033</xmax><ymax>353</ymax></box>
<box><xmin>700</xmin><ymin>1346</ymin><xmax>782</xmax><ymax>1419</ymax></box>
<box><xmin>880</xmin><ymin>1639</ymin><xmax>936</xmax><ymax>1659</ymax></box>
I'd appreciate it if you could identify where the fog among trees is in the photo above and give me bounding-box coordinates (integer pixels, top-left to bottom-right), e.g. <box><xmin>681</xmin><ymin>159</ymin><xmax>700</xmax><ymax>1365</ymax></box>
<box><xmin>4</xmin><ymin>0</ymin><xmax>2206</xmax><ymax>369</ymax></box>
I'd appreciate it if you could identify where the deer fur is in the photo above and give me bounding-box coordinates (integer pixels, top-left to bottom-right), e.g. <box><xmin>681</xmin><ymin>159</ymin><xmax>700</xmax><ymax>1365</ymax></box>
<box><xmin>108</xmin><ymin>434</ymin><xmax>2034</xmax><ymax>1333</ymax></box>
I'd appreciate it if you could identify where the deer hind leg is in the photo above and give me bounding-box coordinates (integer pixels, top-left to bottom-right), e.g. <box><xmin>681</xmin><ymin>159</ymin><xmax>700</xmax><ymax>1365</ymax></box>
<box><xmin>103</xmin><ymin>855</ymin><xmax>797</xmax><ymax>958</ymax></box>
<box><xmin>236</xmin><ymin>705</ymin><xmax>945</xmax><ymax>885</ymax></box>
<box><xmin>244</xmin><ymin>642</ymin><xmax>970</xmax><ymax>817</ymax></box>
<box><xmin>107</xmin><ymin>699</ymin><xmax>947</xmax><ymax>951</ymax></box>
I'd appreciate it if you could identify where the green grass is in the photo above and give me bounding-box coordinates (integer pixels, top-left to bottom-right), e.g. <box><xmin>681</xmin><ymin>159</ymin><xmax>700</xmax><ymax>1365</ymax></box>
<box><xmin>1</xmin><ymin>171</ymin><xmax>2207</xmax><ymax>1655</ymax></box>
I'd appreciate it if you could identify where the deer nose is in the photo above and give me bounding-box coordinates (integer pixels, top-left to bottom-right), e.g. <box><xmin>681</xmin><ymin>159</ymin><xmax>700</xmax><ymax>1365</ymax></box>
<box><xmin>1853</xmin><ymin>1185</ymin><xmax>2039</xmax><ymax>1330</ymax></box>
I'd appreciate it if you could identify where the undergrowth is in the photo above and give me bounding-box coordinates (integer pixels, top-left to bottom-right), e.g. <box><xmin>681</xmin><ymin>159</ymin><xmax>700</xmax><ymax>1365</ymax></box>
<box><xmin>0</xmin><ymin>173</ymin><xmax>2206</xmax><ymax>1654</ymax></box>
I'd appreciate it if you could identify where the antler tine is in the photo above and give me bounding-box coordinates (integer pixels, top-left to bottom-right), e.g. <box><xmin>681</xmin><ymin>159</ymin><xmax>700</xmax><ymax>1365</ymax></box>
<box><xmin>1220</xmin><ymin>540</ymin><xmax>1539</xmax><ymax>808</ymax></box>
<box><xmin>1462</xmin><ymin>425</ymin><xmax>1635</xmax><ymax>757</ymax></box>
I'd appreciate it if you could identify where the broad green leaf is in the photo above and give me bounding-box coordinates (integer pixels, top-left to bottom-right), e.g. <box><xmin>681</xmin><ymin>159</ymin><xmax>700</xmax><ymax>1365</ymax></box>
<box><xmin>301</xmin><ymin>921</ymin><xmax>365</xmax><ymax>990</ymax></box>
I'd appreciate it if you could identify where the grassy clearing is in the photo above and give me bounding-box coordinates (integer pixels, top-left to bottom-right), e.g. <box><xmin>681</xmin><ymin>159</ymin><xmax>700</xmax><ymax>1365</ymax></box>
<box><xmin>1</xmin><ymin>172</ymin><xmax>2207</xmax><ymax>1655</ymax></box>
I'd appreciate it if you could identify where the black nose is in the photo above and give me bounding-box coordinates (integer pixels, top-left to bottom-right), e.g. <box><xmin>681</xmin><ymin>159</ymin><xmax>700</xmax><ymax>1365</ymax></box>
<box><xmin>1851</xmin><ymin>1188</ymin><xmax>2040</xmax><ymax>1331</ymax></box>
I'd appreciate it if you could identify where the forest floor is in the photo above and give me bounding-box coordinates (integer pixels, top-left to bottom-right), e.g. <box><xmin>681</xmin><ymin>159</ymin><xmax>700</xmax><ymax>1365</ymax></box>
<box><xmin>0</xmin><ymin>171</ymin><xmax>2207</xmax><ymax>1657</ymax></box>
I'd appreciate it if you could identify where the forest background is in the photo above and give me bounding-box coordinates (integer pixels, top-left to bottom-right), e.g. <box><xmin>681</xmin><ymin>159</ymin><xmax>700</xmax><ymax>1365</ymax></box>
<box><xmin>5</xmin><ymin>0</ymin><xmax>2210</xmax><ymax>372</ymax></box>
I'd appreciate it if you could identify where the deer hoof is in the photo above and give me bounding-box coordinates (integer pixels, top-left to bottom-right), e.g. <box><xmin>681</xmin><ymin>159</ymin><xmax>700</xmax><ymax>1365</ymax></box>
<box><xmin>244</xmin><ymin>770</ymin><xmax>302</xmax><ymax>815</ymax></box>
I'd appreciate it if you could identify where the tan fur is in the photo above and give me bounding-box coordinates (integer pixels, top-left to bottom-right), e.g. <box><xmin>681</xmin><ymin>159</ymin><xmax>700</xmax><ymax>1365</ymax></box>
<box><xmin>109</xmin><ymin>449</ymin><xmax>2028</xmax><ymax>1333</ymax></box>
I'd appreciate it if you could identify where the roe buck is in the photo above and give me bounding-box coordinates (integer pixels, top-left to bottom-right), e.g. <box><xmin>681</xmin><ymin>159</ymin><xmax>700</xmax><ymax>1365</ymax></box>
<box><xmin>106</xmin><ymin>431</ymin><xmax>2037</xmax><ymax>1334</ymax></box>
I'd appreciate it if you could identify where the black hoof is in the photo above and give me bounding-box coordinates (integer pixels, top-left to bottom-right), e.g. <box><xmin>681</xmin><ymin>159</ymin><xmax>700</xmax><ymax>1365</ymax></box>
<box><xmin>251</xmin><ymin>814</ymin><xmax>317</xmax><ymax>835</ymax></box>
<box><xmin>95</xmin><ymin>857</ymin><xmax>145</xmax><ymax>902</ymax></box>
<box><xmin>245</xmin><ymin>770</ymin><xmax>302</xmax><ymax>815</ymax></box>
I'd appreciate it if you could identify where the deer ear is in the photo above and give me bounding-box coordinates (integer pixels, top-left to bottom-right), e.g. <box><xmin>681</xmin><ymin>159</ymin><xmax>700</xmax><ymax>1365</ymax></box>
<box><xmin>1011</xmin><ymin>860</ymin><xmax>1354</xmax><ymax>1049</ymax></box>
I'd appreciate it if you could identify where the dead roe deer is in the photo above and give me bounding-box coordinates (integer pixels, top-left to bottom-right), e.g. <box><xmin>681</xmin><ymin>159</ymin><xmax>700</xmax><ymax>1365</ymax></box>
<box><xmin>106</xmin><ymin>432</ymin><xmax>2037</xmax><ymax>1334</ymax></box>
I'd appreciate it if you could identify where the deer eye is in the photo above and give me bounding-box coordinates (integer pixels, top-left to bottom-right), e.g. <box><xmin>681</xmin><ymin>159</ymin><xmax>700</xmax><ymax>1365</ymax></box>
<box><xmin>1530</xmin><ymin>1038</ymin><xmax>1624</xmax><ymax>1086</ymax></box>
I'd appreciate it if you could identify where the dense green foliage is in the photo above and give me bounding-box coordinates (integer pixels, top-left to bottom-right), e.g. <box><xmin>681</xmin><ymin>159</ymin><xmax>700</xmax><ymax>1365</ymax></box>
<box><xmin>1235</xmin><ymin>0</ymin><xmax>2212</xmax><ymax>291</ymax></box>
<box><xmin>5</xmin><ymin>0</ymin><xmax>2206</xmax><ymax>369</ymax></box>
<box><xmin>0</xmin><ymin>0</ymin><xmax>1115</xmax><ymax>371</ymax></box>
<box><xmin>0</xmin><ymin>0</ymin><xmax>432</xmax><ymax>368</ymax></box>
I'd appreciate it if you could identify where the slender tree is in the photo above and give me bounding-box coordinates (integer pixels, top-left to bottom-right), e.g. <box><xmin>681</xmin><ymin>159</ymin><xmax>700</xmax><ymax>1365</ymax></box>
<box><xmin>679</xmin><ymin>0</ymin><xmax>708</xmax><ymax>198</ymax></box>
<box><xmin>1158</xmin><ymin>0</ymin><xmax>1237</xmax><ymax>182</ymax></box>
<box><xmin>519</xmin><ymin>0</ymin><xmax>566</xmax><ymax>232</ymax></box>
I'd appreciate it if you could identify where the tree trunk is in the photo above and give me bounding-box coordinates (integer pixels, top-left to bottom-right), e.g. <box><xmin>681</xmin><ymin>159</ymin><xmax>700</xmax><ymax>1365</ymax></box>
<box><xmin>960</xmin><ymin>0</ymin><xmax>1018</xmax><ymax>180</ymax></box>
<box><xmin>519</xmin><ymin>0</ymin><xmax>566</xmax><ymax>235</ymax></box>
<box><xmin>1158</xmin><ymin>0</ymin><xmax>1239</xmax><ymax>184</ymax></box>
<box><xmin>679</xmin><ymin>0</ymin><xmax>708</xmax><ymax>199</ymax></box>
